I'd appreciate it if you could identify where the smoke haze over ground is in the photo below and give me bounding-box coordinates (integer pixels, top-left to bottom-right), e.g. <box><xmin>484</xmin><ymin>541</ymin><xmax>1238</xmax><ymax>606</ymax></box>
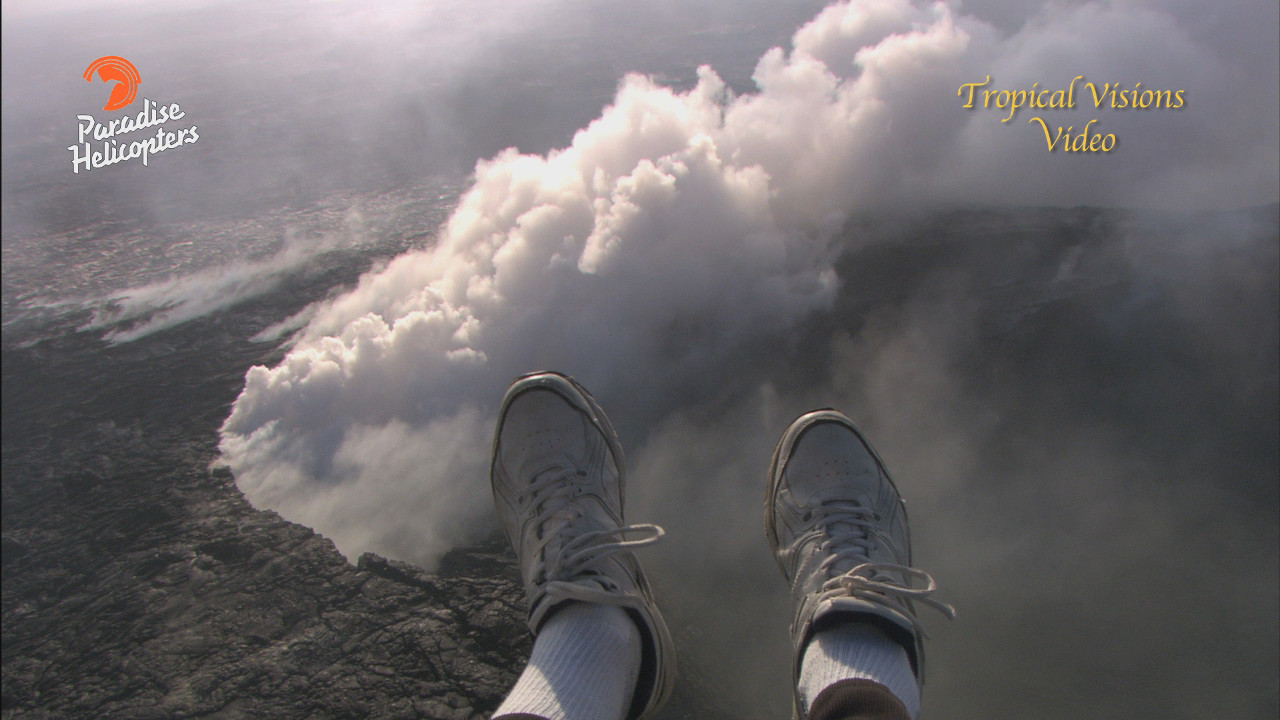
<box><xmin>3</xmin><ymin>0</ymin><xmax>1277</xmax><ymax>718</ymax></box>
<box><xmin>205</xmin><ymin>0</ymin><xmax>1278</xmax><ymax>570</ymax></box>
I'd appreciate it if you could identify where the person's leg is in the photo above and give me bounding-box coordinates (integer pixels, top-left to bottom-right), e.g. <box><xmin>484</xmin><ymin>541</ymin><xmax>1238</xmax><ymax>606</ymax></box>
<box><xmin>798</xmin><ymin>622</ymin><xmax>918</xmax><ymax>720</ymax></box>
<box><xmin>492</xmin><ymin>602</ymin><xmax>640</xmax><ymax>720</ymax></box>
<box><xmin>765</xmin><ymin>410</ymin><xmax>954</xmax><ymax>720</ymax></box>
<box><xmin>489</xmin><ymin>372</ymin><xmax>675</xmax><ymax>720</ymax></box>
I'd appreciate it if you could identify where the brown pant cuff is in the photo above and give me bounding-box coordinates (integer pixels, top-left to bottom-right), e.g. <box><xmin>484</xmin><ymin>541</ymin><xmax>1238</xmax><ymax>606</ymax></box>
<box><xmin>807</xmin><ymin>678</ymin><xmax>912</xmax><ymax>720</ymax></box>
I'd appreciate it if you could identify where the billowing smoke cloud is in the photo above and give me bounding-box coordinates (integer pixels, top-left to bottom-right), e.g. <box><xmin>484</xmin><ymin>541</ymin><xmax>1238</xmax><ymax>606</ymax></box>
<box><xmin>219</xmin><ymin>65</ymin><xmax>842</xmax><ymax>564</ymax></box>
<box><xmin>220</xmin><ymin>0</ymin><xmax>1276</xmax><ymax>565</ymax></box>
<box><xmin>214</xmin><ymin>2</ymin><xmax>1277</xmax><ymax>716</ymax></box>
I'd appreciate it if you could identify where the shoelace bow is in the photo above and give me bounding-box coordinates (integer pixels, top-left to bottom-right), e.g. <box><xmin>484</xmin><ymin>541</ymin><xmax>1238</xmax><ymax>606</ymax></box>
<box><xmin>525</xmin><ymin>465</ymin><xmax>663</xmax><ymax>606</ymax></box>
<box><xmin>813</xmin><ymin>499</ymin><xmax>956</xmax><ymax>632</ymax></box>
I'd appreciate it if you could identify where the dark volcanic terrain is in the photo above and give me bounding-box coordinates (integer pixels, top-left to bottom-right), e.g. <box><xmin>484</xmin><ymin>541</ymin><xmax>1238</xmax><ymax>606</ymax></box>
<box><xmin>1</xmin><ymin>314</ymin><xmax>532</xmax><ymax>720</ymax></box>
<box><xmin>3</xmin><ymin>203</ymin><xmax>1277</xmax><ymax>719</ymax></box>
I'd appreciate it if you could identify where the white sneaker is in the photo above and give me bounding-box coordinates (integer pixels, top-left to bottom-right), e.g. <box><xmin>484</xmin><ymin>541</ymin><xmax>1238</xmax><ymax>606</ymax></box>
<box><xmin>766</xmin><ymin>410</ymin><xmax>954</xmax><ymax>716</ymax></box>
<box><xmin>491</xmin><ymin>371</ymin><xmax>675</xmax><ymax>720</ymax></box>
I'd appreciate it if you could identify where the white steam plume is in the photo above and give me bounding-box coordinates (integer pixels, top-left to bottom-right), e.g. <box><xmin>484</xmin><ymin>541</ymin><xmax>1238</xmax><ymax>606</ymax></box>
<box><xmin>219</xmin><ymin>0</ymin><xmax>1276</xmax><ymax>573</ymax></box>
<box><xmin>80</xmin><ymin>231</ymin><xmax>340</xmax><ymax>344</ymax></box>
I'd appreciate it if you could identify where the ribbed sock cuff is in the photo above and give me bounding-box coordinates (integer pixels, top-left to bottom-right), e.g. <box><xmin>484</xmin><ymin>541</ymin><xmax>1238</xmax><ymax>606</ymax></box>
<box><xmin>799</xmin><ymin>620</ymin><xmax>920</xmax><ymax>719</ymax></box>
<box><xmin>493</xmin><ymin>602</ymin><xmax>641</xmax><ymax>720</ymax></box>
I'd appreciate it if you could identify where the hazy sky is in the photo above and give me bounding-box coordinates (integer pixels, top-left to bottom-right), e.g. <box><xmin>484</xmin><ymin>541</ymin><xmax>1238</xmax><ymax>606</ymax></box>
<box><xmin>3</xmin><ymin>0</ymin><xmax>1277</xmax><ymax>220</ymax></box>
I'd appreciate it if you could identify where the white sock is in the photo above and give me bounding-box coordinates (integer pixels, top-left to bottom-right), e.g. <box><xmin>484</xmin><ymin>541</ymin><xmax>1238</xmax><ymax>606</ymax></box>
<box><xmin>493</xmin><ymin>602</ymin><xmax>641</xmax><ymax>720</ymax></box>
<box><xmin>798</xmin><ymin>621</ymin><xmax>921</xmax><ymax>719</ymax></box>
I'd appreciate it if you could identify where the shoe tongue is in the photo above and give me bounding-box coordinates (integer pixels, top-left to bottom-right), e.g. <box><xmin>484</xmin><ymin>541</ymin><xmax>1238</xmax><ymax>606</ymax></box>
<box><xmin>513</xmin><ymin>457</ymin><xmax>587</xmax><ymax>584</ymax></box>
<box><xmin>820</xmin><ymin>492</ymin><xmax>875</xmax><ymax>575</ymax></box>
<box><xmin>829</xmin><ymin>515</ymin><xmax>866</xmax><ymax>538</ymax></box>
<box><xmin>538</xmin><ymin>495</ymin><xmax>586</xmax><ymax>574</ymax></box>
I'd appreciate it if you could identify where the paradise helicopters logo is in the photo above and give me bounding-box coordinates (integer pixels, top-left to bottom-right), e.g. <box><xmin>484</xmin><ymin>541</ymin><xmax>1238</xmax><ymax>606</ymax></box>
<box><xmin>69</xmin><ymin>56</ymin><xmax>200</xmax><ymax>173</ymax></box>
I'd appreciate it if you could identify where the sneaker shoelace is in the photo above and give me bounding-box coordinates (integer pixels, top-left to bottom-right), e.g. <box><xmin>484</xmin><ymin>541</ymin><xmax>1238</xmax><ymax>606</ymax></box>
<box><xmin>526</xmin><ymin>465</ymin><xmax>663</xmax><ymax>607</ymax></box>
<box><xmin>813</xmin><ymin>499</ymin><xmax>956</xmax><ymax>632</ymax></box>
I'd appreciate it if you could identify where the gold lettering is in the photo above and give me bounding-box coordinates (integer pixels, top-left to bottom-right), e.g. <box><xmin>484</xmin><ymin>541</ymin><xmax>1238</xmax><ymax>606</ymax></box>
<box><xmin>956</xmin><ymin>76</ymin><xmax>991</xmax><ymax>108</ymax></box>
<box><xmin>1086</xmin><ymin>82</ymin><xmax>1108</xmax><ymax>108</ymax></box>
<box><xmin>1029</xmin><ymin>116</ymin><xmax>1065</xmax><ymax>151</ymax></box>
<box><xmin>1068</xmin><ymin>75</ymin><xmax>1083</xmax><ymax>108</ymax></box>
<box><xmin>1003</xmin><ymin>89</ymin><xmax>1029</xmax><ymax>122</ymax></box>
<box><xmin>1070</xmin><ymin>119</ymin><xmax>1098</xmax><ymax>151</ymax></box>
